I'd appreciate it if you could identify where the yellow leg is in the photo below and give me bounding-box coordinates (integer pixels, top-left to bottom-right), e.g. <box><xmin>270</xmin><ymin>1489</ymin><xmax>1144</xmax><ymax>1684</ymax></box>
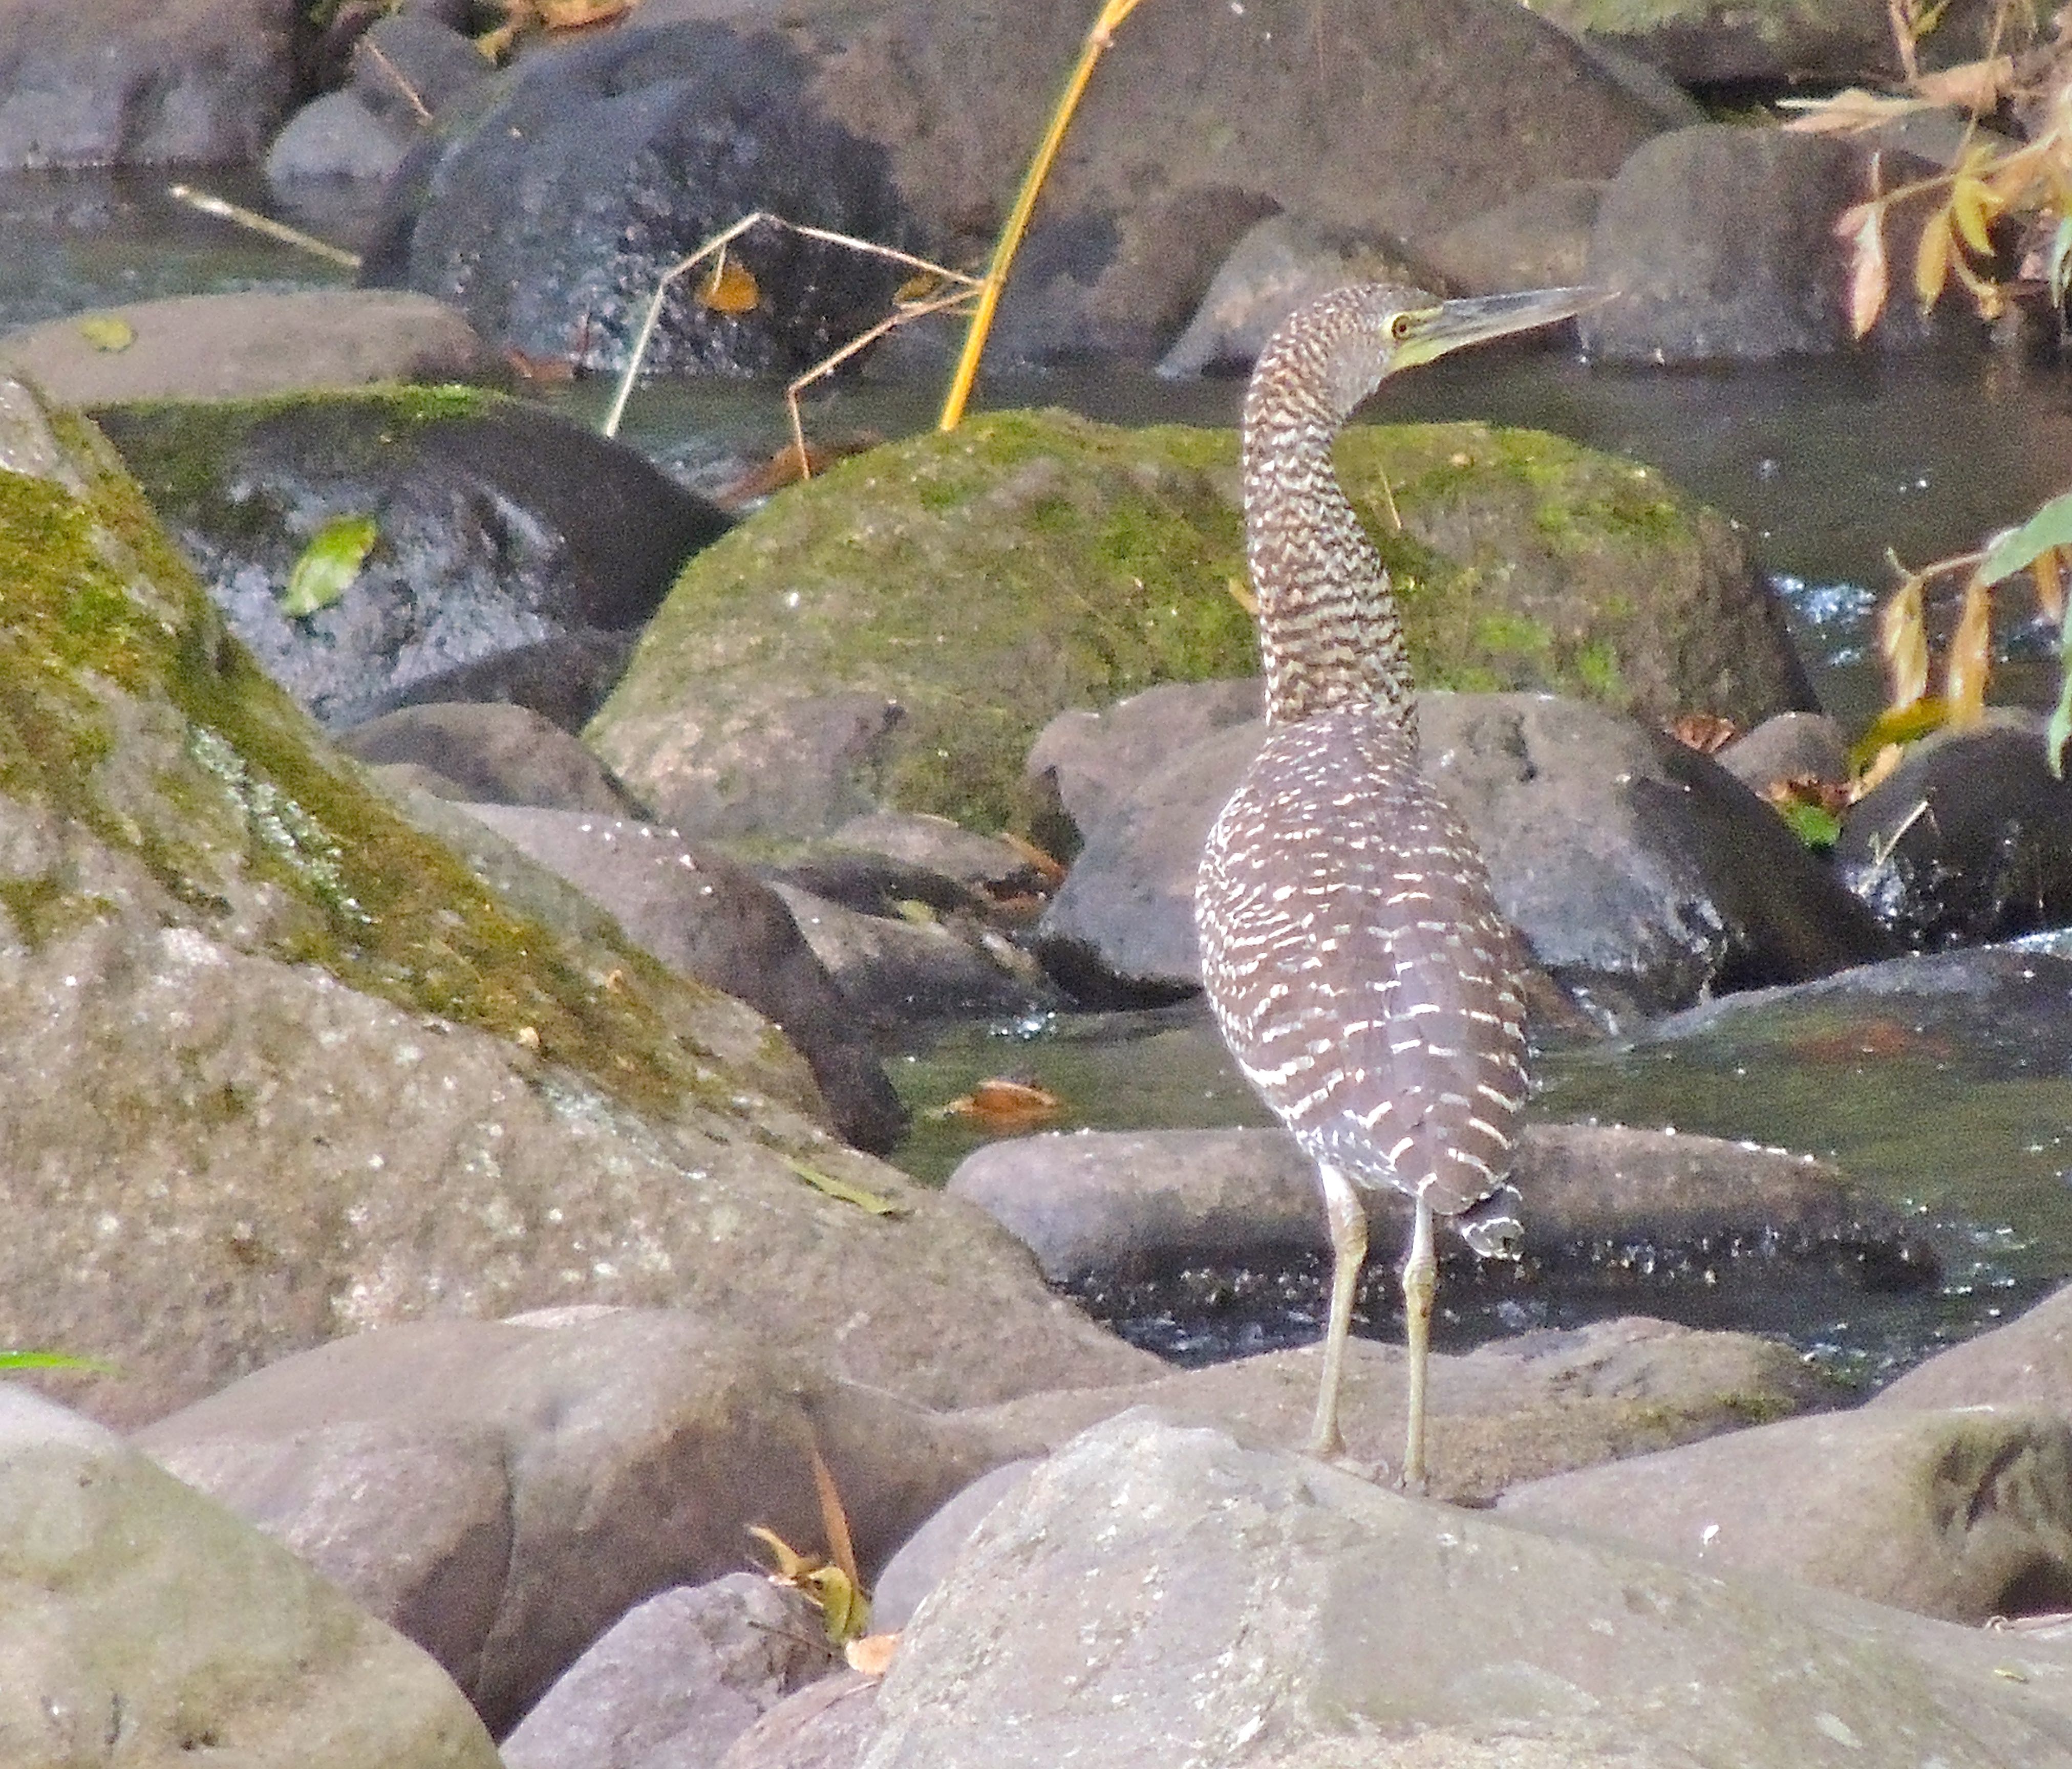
<box><xmin>1310</xmin><ymin>1162</ymin><xmax>1367</xmax><ymax>1460</ymax></box>
<box><xmin>1400</xmin><ymin>1188</ymin><xmax>1437</xmax><ymax>1496</ymax></box>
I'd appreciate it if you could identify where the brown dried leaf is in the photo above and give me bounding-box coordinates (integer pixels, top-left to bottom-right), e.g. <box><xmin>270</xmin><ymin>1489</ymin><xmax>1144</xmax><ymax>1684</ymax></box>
<box><xmin>1914</xmin><ymin>211</ymin><xmax>1953</xmax><ymax>311</ymax></box>
<box><xmin>1001</xmin><ymin>831</ymin><xmax>1069</xmax><ymax>888</ymax></box>
<box><xmin>810</xmin><ymin>1443</ymin><xmax>862</xmax><ymax>1598</ymax></box>
<box><xmin>1670</xmin><ymin>712</ymin><xmax>1739</xmax><ymax>753</ymax></box>
<box><xmin>931</xmin><ymin>1077</ymin><xmax>1063</xmax><ymax>1129</ymax></box>
<box><xmin>1945</xmin><ymin>575</ymin><xmax>1993</xmax><ymax>726</ymax></box>
<box><xmin>1856</xmin><ymin>741</ymin><xmax>1907</xmax><ymax>795</ymax></box>
<box><xmin>2037</xmin><ymin>546</ymin><xmax>2066</xmax><ymax>624</ymax></box>
<box><xmin>1914</xmin><ymin>56</ymin><xmax>2016</xmax><ymax>111</ymax></box>
<box><xmin>1879</xmin><ymin>576</ymin><xmax>1930</xmax><ymax>709</ymax></box>
<box><xmin>1847</xmin><ymin>206</ymin><xmax>1890</xmax><ymax>337</ymax></box>
<box><xmin>845</xmin><ymin>1632</ymin><xmax>900</xmax><ymax>1677</ymax></box>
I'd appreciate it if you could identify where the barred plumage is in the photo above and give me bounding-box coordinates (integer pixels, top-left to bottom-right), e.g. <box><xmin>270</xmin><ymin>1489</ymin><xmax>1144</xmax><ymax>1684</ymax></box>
<box><xmin>1194</xmin><ymin>282</ymin><xmax>1590</xmax><ymax>1486</ymax></box>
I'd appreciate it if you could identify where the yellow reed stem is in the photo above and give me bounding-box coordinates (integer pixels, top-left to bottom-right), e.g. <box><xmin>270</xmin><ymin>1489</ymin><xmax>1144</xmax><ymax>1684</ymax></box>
<box><xmin>936</xmin><ymin>0</ymin><xmax>1145</xmax><ymax>432</ymax></box>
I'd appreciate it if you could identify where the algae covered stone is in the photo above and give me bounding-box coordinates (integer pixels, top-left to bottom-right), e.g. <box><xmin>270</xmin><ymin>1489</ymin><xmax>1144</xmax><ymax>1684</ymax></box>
<box><xmin>589</xmin><ymin>408</ymin><xmax>1807</xmax><ymax>840</ymax></box>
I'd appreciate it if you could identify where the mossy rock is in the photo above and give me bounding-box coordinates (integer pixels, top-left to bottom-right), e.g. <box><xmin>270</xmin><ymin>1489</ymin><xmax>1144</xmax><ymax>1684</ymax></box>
<box><xmin>0</xmin><ymin>385</ymin><xmax>806</xmax><ymax>1131</ymax></box>
<box><xmin>589</xmin><ymin>407</ymin><xmax>1810</xmax><ymax>837</ymax></box>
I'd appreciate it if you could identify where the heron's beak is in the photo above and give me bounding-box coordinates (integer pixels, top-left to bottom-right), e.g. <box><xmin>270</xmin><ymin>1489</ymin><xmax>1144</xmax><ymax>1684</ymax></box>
<box><xmin>1392</xmin><ymin>287</ymin><xmax>1603</xmax><ymax>372</ymax></box>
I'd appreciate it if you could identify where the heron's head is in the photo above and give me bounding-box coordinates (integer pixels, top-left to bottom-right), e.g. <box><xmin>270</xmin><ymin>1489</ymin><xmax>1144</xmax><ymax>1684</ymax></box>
<box><xmin>1313</xmin><ymin>284</ymin><xmax>1600</xmax><ymax>418</ymax></box>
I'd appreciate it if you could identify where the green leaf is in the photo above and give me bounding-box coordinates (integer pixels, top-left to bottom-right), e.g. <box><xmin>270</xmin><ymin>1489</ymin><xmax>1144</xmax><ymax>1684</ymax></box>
<box><xmin>2051</xmin><ymin>603</ymin><xmax>2072</xmax><ymax>782</ymax></box>
<box><xmin>0</xmin><ymin>1349</ymin><xmax>111</xmax><ymax>1372</ymax></box>
<box><xmin>1774</xmin><ymin>799</ymin><xmax>1843</xmax><ymax>850</ymax></box>
<box><xmin>1978</xmin><ymin>490</ymin><xmax>2072</xmax><ymax>587</ymax></box>
<box><xmin>280</xmin><ymin>514</ymin><xmax>378</xmax><ymax>618</ymax></box>
<box><xmin>75</xmin><ymin>314</ymin><xmax>134</xmax><ymax>352</ymax></box>
<box><xmin>776</xmin><ymin>1153</ymin><xmax>908</xmax><ymax>1217</ymax></box>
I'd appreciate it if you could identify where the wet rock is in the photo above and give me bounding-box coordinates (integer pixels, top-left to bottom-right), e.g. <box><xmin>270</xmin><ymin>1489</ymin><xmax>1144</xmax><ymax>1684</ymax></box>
<box><xmin>1036</xmin><ymin>688</ymin><xmax>1892</xmax><ymax>1017</ymax></box>
<box><xmin>825</xmin><ymin>809</ymin><xmax>1053</xmax><ymax>901</ymax></box>
<box><xmin>1421</xmin><ymin>178</ymin><xmax>1606</xmax><ymax>296</ymax></box>
<box><xmin>1</xmin><ymin>1386</ymin><xmax>498</xmax><ymax>1768</ymax></box>
<box><xmin>959</xmin><ymin>1317</ymin><xmax>1823</xmax><ymax>1508</ymax></box>
<box><xmin>1877</xmin><ymin>1278</ymin><xmax>2072</xmax><ymax>1413</ymax></box>
<box><xmin>948</xmin><ymin>1121</ymin><xmax>1934</xmax><ymax>1303</ymax></box>
<box><xmin>1500</xmin><ymin>1406</ymin><xmax>2072</xmax><ymax>1625</ymax></box>
<box><xmin>451</xmin><ymin>804</ymin><xmax>909</xmax><ymax>1153</ymax></box>
<box><xmin>349</xmin><ymin>12</ymin><xmax>492</xmax><ymax>124</ymax></box>
<box><xmin>0</xmin><ymin>0</ymin><xmax>298</xmax><ymax>170</ymax></box>
<box><xmin>1836</xmin><ymin>714</ymin><xmax>2072</xmax><ymax>948</ymax></box>
<box><xmin>0</xmin><ymin>375</ymin><xmax>1155</xmax><ymax>1427</ymax></box>
<box><xmin>265</xmin><ymin>89</ymin><xmax>417</xmax><ymax>188</ymax></box>
<box><xmin>1157</xmin><ymin>213</ymin><xmax>1443</xmax><ymax>379</ymax></box>
<box><xmin>716</xmin><ymin>1671</ymin><xmax>882</xmax><ymax>1769</ymax></box>
<box><xmin>355</xmin><ymin>629</ymin><xmax>645</xmax><ymax>735</ymax></box>
<box><xmin>339</xmin><ymin>701</ymin><xmax>643</xmax><ymax>816</ymax></box>
<box><xmin>770</xmin><ymin>880</ymin><xmax>1057</xmax><ymax>1032</ymax></box>
<box><xmin>1717</xmin><ymin>708</ymin><xmax>1850</xmax><ymax>799</ymax></box>
<box><xmin>861</xmin><ymin>1413</ymin><xmax>2072</xmax><ymax>1766</ymax></box>
<box><xmin>136</xmin><ymin>1311</ymin><xmax>1002</xmax><ymax>1735</ymax></box>
<box><xmin>96</xmin><ymin>389</ymin><xmax>731</xmax><ymax>729</ymax></box>
<box><xmin>362</xmin><ymin>23</ymin><xmax>916</xmax><ymax>375</ymax></box>
<box><xmin>500</xmin><ymin>1574</ymin><xmax>831</xmax><ymax>1769</ymax></box>
<box><xmin>0</xmin><ymin>289</ymin><xmax>490</xmax><ymax>404</ymax></box>
<box><xmin>1582</xmin><ymin>125</ymin><xmax>1961</xmax><ymax>364</ymax></box>
<box><xmin>591</xmin><ymin>412</ymin><xmax>1801</xmax><ymax>843</ymax></box>
<box><xmin>1528</xmin><ymin>0</ymin><xmax>2000</xmax><ymax>89</ymax></box>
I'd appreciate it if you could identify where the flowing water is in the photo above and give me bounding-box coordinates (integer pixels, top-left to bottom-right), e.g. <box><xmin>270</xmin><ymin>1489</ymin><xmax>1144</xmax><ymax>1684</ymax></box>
<box><xmin>11</xmin><ymin>166</ymin><xmax>2072</xmax><ymax>1382</ymax></box>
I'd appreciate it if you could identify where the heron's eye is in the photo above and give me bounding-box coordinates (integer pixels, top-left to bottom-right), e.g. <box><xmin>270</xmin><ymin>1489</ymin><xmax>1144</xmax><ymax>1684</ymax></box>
<box><xmin>1390</xmin><ymin>312</ymin><xmax>1415</xmax><ymax>340</ymax></box>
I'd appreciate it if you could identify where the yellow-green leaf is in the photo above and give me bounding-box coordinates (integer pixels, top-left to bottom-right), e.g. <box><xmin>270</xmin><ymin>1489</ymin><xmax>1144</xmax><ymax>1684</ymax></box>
<box><xmin>805</xmin><ymin>1565</ymin><xmax>871</xmax><ymax>1644</ymax></box>
<box><xmin>1847</xmin><ymin>696</ymin><xmax>1949</xmax><ymax>772</ymax></box>
<box><xmin>281</xmin><ymin>514</ymin><xmax>378</xmax><ymax>618</ymax></box>
<box><xmin>0</xmin><ymin>1348</ymin><xmax>111</xmax><ymax>1371</ymax></box>
<box><xmin>1943</xmin><ymin>577</ymin><xmax>1991</xmax><ymax>727</ymax></box>
<box><xmin>1949</xmin><ymin>176</ymin><xmax>1998</xmax><ymax>255</ymax></box>
<box><xmin>1877</xmin><ymin>576</ymin><xmax>1929</xmax><ymax>709</ymax></box>
<box><xmin>777</xmin><ymin>1153</ymin><xmax>907</xmax><ymax>1217</ymax></box>
<box><xmin>76</xmin><ymin>314</ymin><xmax>134</xmax><ymax>352</ymax></box>
<box><xmin>1774</xmin><ymin>799</ymin><xmax>1843</xmax><ymax>849</ymax></box>
<box><xmin>1914</xmin><ymin>213</ymin><xmax>1952</xmax><ymax>311</ymax></box>
<box><xmin>1979</xmin><ymin>490</ymin><xmax>2072</xmax><ymax>587</ymax></box>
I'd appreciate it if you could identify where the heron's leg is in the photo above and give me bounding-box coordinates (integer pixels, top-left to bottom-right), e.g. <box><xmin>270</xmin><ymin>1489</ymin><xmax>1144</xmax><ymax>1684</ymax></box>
<box><xmin>1310</xmin><ymin>1162</ymin><xmax>1368</xmax><ymax>1460</ymax></box>
<box><xmin>1400</xmin><ymin>1186</ymin><xmax>1437</xmax><ymax>1495</ymax></box>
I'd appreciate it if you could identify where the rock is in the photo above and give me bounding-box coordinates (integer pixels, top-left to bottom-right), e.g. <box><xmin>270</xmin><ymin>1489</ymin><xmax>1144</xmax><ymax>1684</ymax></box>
<box><xmin>265</xmin><ymin>89</ymin><xmax>417</xmax><ymax>188</ymax></box>
<box><xmin>716</xmin><ymin>1671</ymin><xmax>882</xmax><ymax>1769</ymax></box>
<box><xmin>1526</xmin><ymin>0</ymin><xmax>2001</xmax><ymax>88</ymax></box>
<box><xmin>501</xmin><ymin>1575</ymin><xmax>831</xmax><ymax>1769</ymax></box>
<box><xmin>1036</xmin><ymin>688</ymin><xmax>1893</xmax><ymax>1018</ymax></box>
<box><xmin>136</xmin><ymin>1312</ymin><xmax>1005</xmax><ymax>1735</ymax></box>
<box><xmin>859</xmin><ymin>1413</ymin><xmax>2072</xmax><ymax>1766</ymax></box>
<box><xmin>0</xmin><ymin>289</ymin><xmax>490</xmax><ymax>403</ymax></box>
<box><xmin>354</xmin><ymin>629</ymin><xmax>646</xmax><ymax>735</ymax></box>
<box><xmin>826</xmin><ymin>810</ymin><xmax>1052</xmax><ymax>900</ymax></box>
<box><xmin>871</xmin><ymin>1461</ymin><xmax>1039</xmax><ymax>1632</ymax></box>
<box><xmin>452</xmin><ymin>803</ymin><xmax>908</xmax><ymax>1152</ymax></box>
<box><xmin>949</xmin><ymin>1121</ymin><xmax>1934</xmax><ymax>1289</ymax></box>
<box><xmin>1499</xmin><ymin>1405</ymin><xmax>2072</xmax><ymax>1624</ymax></box>
<box><xmin>1028</xmin><ymin>678</ymin><xmax>1263</xmax><ymax>856</ymax></box>
<box><xmin>803</xmin><ymin>0</ymin><xmax>1665</xmax><ymax>357</ymax></box>
<box><xmin>1421</xmin><ymin>178</ymin><xmax>1605</xmax><ymax>297</ymax></box>
<box><xmin>338</xmin><ymin>702</ymin><xmax>644</xmax><ymax>816</ymax></box>
<box><xmin>1716</xmin><ymin>708</ymin><xmax>1850</xmax><ymax>797</ymax></box>
<box><xmin>0</xmin><ymin>375</ymin><xmax>1156</xmax><ymax>1427</ymax></box>
<box><xmin>1877</xmin><ymin>1278</ymin><xmax>2072</xmax><ymax>1413</ymax></box>
<box><xmin>770</xmin><ymin>880</ymin><xmax>1057</xmax><ymax>1031</ymax></box>
<box><xmin>957</xmin><ymin>1317</ymin><xmax>1824</xmax><ymax>1507</ymax></box>
<box><xmin>0</xmin><ymin>0</ymin><xmax>298</xmax><ymax>169</ymax></box>
<box><xmin>1157</xmin><ymin>214</ymin><xmax>1445</xmax><ymax>379</ymax></box>
<box><xmin>96</xmin><ymin>388</ymin><xmax>732</xmax><ymax>729</ymax></box>
<box><xmin>0</xmin><ymin>1385</ymin><xmax>498</xmax><ymax>1767</ymax></box>
<box><xmin>362</xmin><ymin>23</ymin><xmax>917</xmax><ymax>375</ymax></box>
<box><xmin>590</xmin><ymin>411</ymin><xmax>1805</xmax><ymax>843</ymax></box>
<box><xmin>349</xmin><ymin>12</ymin><xmax>491</xmax><ymax>123</ymax></box>
<box><xmin>1581</xmin><ymin>124</ymin><xmax>1961</xmax><ymax>364</ymax></box>
<box><xmin>1835</xmin><ymin>713</ymin><xmax>2072</xmax><ymax>948</ymax></box>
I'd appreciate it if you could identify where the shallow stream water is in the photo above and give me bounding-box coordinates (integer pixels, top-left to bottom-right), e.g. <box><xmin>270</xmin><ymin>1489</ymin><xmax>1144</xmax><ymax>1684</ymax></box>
<box><xmin>11</xmin><ymin>166</ymin><xmax>2072</xmax><ymax>1384</ymax></box>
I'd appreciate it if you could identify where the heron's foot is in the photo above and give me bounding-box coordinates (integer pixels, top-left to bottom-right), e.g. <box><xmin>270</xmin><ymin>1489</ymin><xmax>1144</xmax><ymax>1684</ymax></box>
<box><xmin>1304</xmin><ymin>1440</ymin><xmax>1389</xmax><ymax>1484</ymax></box>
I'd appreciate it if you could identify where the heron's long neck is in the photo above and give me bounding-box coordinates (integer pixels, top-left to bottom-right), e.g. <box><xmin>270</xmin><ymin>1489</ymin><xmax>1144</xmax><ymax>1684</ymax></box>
<box><xmin>1242</xmin><ymin>304</ymin><xmax>1414</xmax><ymax>737</ymax></box>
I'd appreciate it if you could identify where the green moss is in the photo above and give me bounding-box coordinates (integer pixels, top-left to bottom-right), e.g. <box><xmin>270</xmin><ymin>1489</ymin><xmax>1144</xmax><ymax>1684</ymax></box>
<box><xmin>1</xmin><ymin>408</ymin><xmax>742</xmax><ymax>1125</ymax></box>
<box><xmin>1574</xmin><ymin>640</ymin><xmax>1627</xmax><ymax>702</ymax></box>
